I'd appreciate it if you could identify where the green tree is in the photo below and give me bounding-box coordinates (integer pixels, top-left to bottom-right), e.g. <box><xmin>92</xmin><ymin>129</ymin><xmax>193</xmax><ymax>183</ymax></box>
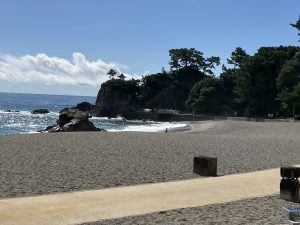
<box><xmin>169</xmin><ymin>48</ymin><xmax>220</xmax><ymax>74</ymax></box>
<box><xmin>277</xmin><ymin>52</ymin><xmax>300</xmax><ymax>117</ymax></box>
<box><xmin>219</xmin><ymin>65</ymin><xmax>239</xmax><ymax>111</ymax></box>
<box><xmin>234</xmin><ymin>46</ymin><xmax>300</xmax><ymax>116</ymax></box>
<box><xmin>291</xmin><ymin>16</ymin><xmax>300</xmax><ymax>41</ymax></box>
<box><xmin>227</xmin><ymin>47</ymin><xmax>249</xmax><ymax>68</ymax></box>
<box><xmin>186</xmin><ymin>77</ymin><xmax>223</xmax><ymax>114</ymax></box>
<box><xmin>107</xmin><ymin>69</ymin><xmax>117</xmax><ymax>79</ymax></box>
<box><xmin>216</xmin><ymin>48</ymin><xmax>250</xmax><ymax>113</ymax></box>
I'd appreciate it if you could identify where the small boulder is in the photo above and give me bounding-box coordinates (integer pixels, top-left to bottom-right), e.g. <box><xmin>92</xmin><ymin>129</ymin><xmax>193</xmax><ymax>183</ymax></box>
<box><xmin>31</xmin><ymin>109</ymin><xmax>50</xmax><ymax>114</ymax></box>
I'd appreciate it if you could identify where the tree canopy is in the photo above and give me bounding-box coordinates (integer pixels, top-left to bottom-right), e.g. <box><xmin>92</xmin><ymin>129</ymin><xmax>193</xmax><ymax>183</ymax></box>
<box><xmin>227</xmin><ymin>47</ymin><xmax>249</xmax><ymax>68</ymax></box>
<box><xmin>277</xmin><ymin>52</ymin><xmax>300</xmax><ymax>117</ymax></box>
<box><xmin>169</xmin><ymin>48</ymin><xmax>220</xmax><ymax>75</ymax></box>
<box><xmin>291</xmin><ymin>16</ymin><xmax>300</xmax><ymax>41</ymax></box>
<box><xmin>107</xmin><ymin>69</ymin><xmax>117</xmax><ymax>79</ymax></box>
<box><xmin>186</xmin><ymin>77</ymin><xmax>223</xmax><ymax>114</ymax></box>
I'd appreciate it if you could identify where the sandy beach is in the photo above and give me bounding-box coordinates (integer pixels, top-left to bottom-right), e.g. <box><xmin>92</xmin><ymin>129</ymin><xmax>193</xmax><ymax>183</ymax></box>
<box><xmin>81</xmin><ymin>195</ymin><xmax>300</xmax><ymax>225</ymax></box>
<box><xmin>1</xmin><ymin>120</ymin><xmax>300</xmax><ymax>224</ymax></box>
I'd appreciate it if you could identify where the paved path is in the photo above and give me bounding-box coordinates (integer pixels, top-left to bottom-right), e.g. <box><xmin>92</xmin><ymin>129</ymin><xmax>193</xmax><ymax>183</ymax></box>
<box><xmin>1</xmin><ymin>165</ymin><xmax>297</xmax><ymax>225</ymax></box>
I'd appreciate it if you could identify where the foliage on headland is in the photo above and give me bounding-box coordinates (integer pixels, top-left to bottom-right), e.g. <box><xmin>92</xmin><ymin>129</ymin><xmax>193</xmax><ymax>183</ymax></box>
<box><xmin>95</xmin><ymin>16</ymin><xmax>300</xmax><ymax>118</ymax></box>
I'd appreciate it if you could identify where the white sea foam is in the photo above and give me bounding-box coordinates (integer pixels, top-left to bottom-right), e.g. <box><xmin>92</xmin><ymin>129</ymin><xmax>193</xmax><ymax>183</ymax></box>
<box><xmin>91</xmin><ymin>116</ymin><xmax>125</xmax><ymax>121</ymax></box>
<box><xmin>27</xmin><ymin>131</ymin><xmax>39</xmax><ymax>134</ymax></box>
<box><xmin>0</xmin><ymin>110</ymin><xmax>20</xmax><ymax>114</ymax></box>
<box><xmin>4</xmin><ymin>123</ymin><xmax>40</xmax><ymax>128</ymax></box>
<box><xmin>108</xmin><ymin>122</ymin><xmax>187</xmax><ymax>132</ymax></box>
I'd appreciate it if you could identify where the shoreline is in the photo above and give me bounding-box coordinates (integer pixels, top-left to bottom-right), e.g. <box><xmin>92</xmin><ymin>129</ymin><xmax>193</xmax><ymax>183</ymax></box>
<box><xmin>1</xmin><ymin>109</ymin><xmax>299</xmax><ymax>136</ymax></box>
<box><xmin>164</xmin><ymin>124</ymin><xmax>192</xmax><ymax>133</ymax></box>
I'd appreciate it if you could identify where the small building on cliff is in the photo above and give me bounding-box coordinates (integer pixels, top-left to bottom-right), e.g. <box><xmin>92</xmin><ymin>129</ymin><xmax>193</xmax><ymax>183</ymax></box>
<box><xmin>118</xmin><ymin>74</ymin><xmax>126</xmax><ymax>81</ymax></box>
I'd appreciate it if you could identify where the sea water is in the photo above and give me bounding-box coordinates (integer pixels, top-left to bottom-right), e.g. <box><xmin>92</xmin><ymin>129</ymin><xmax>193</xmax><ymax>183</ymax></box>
<box><xmin>0</xmin><ymin>92</ymin><xmax>186</xmax><ymax>135</ymax></box>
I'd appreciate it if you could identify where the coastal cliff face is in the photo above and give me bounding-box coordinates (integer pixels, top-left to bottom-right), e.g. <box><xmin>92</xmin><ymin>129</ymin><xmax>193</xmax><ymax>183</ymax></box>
<box><xmin>94</xmin><ymin>80</ymin><xmax>190</xmax><ymax>118</ymax></box>
<box><xmin>94</xmin><ymin>79</ymin><xmax>139</xmax><ymax>117</ymax></box>
<box><xmin>94</xmin><ymin>69</ymin><xmax>203</xmax><ymax>118</ymax></box>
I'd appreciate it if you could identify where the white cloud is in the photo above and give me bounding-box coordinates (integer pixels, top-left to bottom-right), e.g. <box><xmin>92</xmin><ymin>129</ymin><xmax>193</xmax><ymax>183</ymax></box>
<box><xmin>142</xmin><ymin>70</ymin><xmax>151</xmax><ymax>76</ymax></box>
<box><xmin>0</xmin><ymin>52</ymin><xmax>135</xmax><ymax>86</ymax></box>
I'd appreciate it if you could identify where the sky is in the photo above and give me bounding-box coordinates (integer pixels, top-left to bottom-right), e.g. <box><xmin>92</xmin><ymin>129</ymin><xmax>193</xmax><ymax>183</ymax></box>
<box><xmin>0</xmin><ymin>0</ymin><xmax>299</xmax><ymax>96</ymax></box>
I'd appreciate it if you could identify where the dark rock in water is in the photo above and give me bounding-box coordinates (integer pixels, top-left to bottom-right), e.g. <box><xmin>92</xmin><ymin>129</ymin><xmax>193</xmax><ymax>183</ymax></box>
<box><xmin>31</xmin><ymin>109</ymin><xmax>50</xmax><ymax>114</ymax></box>
<box><xmin>38</xmin><ymin>107</ymin><xmax>106</xmax><ymax>133</ymax></box>
<box><xmin>74</xmin><ymin>102</ymin><xmax>94</xmax><ymax>112</ymax></box>
<box><xmin>58</xmin><ymin>108</ymin><xmax>89</xmax><ymax>125</ymax></box>
<box><xmin>3</xmin><ymin>109</ymin><xmax>20</xmax><ymax>113</ymax></box>
<box><xmin>61</xmin><ymin>119</ymin><xmax>101</xmax><ymax>132</ymax></box>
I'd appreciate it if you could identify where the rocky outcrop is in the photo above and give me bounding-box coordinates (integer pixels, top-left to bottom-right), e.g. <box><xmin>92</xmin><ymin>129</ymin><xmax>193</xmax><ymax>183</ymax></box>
<box><xmin>74</xmin><ymin>102</ymin><xmax>94</xmax><ymax>113</ymax></box>
<box><xmin>3</xmin><ymin>109</ymin><xmax>20</xmax><ymax>113</ymax></box>
<box><xmin>31</xmin><ymin>109</ymin><xmax>50</xmax><ymax>114</ymax></box>
<box><xmin>39</xmin><ymin>108</ymin><xmax>106</xmax><ymax>133</ymax></box>
<box><xmin>94</xmin><ymin>80</ymin><xmax>138</xmax><ymax>118</ymax></box>
<box><xmin>93</xmin><ymin>83</ymin><xmax>187</xmax><ymax>119</ymax></box>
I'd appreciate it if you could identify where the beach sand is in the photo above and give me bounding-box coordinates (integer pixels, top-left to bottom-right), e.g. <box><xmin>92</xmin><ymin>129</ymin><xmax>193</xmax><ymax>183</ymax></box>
<box><xmin>1</xmin><ymin>120</ymin><xmax>300</xmax><ymax>224</ymax></box>
<box><xmin>81</xmin><ymin>195</ymin><xmax>298</xmax><ymax>225</ymax></box>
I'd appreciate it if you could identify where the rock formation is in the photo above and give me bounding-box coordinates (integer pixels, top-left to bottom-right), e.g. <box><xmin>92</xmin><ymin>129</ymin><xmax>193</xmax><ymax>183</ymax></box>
<box><xmin>93</xmin><ymin>80</ymin><xmax>189</xmax><ymax>119</ymax></box>
<box><xmin>3</xmin><ymin>109</ymin><xmax>20</xmax><ymax>113</ymax></box>
<box><xmin>31</xmin><ymin>109</ymin><xmax>50</xmax><ymax>114</ymax></box>
<box><xmin>74</xmin><ymin>102</ymin><xmax>94</xmax><ymax>113</ymax></box>
<box><xmin>93</xmin><ymin>80</ymin><xmax>138</xmax><ymax>118</ymax></box>
<box><xmin>38</xmin><ymin>108</ymin><xmax>106</xmax><ymax>133</ymax></box>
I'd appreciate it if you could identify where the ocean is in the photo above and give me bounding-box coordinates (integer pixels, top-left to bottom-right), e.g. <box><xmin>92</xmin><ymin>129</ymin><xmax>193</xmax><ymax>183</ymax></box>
<box><xmin>0</xmin><ymin>92</ymin><xmax>186</xmax><ymax>135</ymax></box>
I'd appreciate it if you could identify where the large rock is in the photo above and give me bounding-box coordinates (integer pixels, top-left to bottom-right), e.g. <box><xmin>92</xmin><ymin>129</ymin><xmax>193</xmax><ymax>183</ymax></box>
<box><xmin>94</xmin><ymin>80</ymin><xmax>139</xmax><ymax>118</ymax></box>
<box><xmin>61</xmin><ymin>119</ymin><xmax>100</xmax><ymax>132</ymax></box>
<box><xmin>31</xmin><ymin>109</ymin><xmax>50</xmax><ymax>114</ymax></box>
<box><xmin>38</xmin><ymin>108</ymin><xmax>106</xmax><ymax>133</ymax></box>
<box><xmin>58</xmin><ymin>108</ymin><xmax>89</xmax><ymax>124</ymax></box>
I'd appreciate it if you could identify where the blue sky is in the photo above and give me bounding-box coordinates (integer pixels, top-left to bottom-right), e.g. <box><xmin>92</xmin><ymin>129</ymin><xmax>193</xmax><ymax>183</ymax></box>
<box><xmin>0</xmin><ymin>0</ymin><xmax>299</xmax><ymax>96</ymax></box>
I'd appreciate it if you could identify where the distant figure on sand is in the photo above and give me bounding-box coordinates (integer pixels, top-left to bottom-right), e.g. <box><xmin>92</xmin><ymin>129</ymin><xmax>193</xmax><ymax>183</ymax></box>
<box><xmin>165</xmin><ymin>128</ymin><xmax>168</xmax><ymax>133</ymax></box>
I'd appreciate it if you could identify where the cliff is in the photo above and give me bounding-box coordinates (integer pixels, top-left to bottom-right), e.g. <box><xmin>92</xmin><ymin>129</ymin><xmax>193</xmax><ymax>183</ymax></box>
<box><xmin>94</xmin><ymin>79</ymin><xmax>139</xmax><ymax>118</ymax></box>
<box><xmin>94</xmin><ymin>68</ymin><xmax>204</xmax><ymax>118</ymax></box>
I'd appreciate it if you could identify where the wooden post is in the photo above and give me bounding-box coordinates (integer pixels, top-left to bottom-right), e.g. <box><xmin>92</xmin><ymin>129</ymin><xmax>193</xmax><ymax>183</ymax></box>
<box><xmin>193</xmin><ymin>156</ymin><xmax>217</xmax><ymax>176</ymax></box>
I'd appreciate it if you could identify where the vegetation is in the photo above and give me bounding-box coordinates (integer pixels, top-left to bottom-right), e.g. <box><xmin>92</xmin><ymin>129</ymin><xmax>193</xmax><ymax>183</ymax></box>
<box><xmin>102</xmin><ymin>16</ymin><xmax>300</xmax><ymax>118</ymax></box>
<box><xmin>277</xmin><ymin>52</ymin><xmax>300</xmax><ymax>117</ymax></box>
<box><xmin>291</xmin><ymin>16</ymin><xmax>300</xmax><ymax>41</ymax></box>
<box><xmin>186</xmin><ymin>77</ymin><xmax>223</xmax><ymax>114</ymax></box>
<box><xmin>169</xmin><ymin>48</ymin><xmax>220</xmax><ymax>75</ymax></box>
<box><xmin>107</xmin><ymin>69</ymin><xmax>117</xmax><ymax>79</ymax></box>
